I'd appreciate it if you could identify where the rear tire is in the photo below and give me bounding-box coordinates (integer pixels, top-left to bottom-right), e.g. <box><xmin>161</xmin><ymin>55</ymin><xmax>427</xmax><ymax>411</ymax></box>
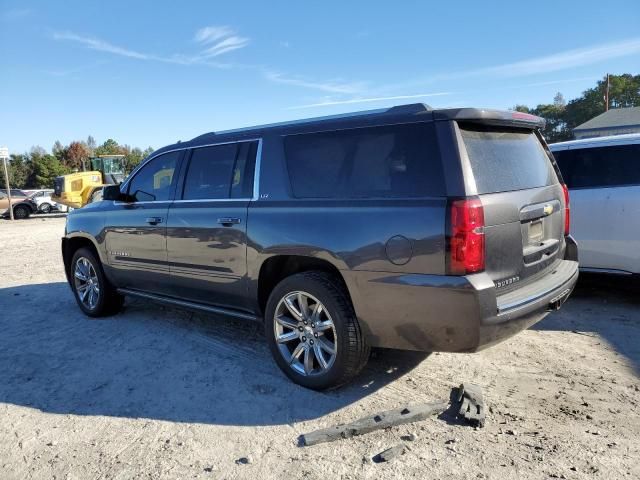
<box><xmin>70</xmin><ymin>247</ymin><xmax>124</xmax><ymax>317</ymax></box>
<box><xmin>13</xmin><ymin>205</ymin><xmax>30</xmax><ymax>219</ymax></box>
<box><xmin>265</xmin><ymin>271</ymin><xmax>370</xmax><ymax>390</ymax></box>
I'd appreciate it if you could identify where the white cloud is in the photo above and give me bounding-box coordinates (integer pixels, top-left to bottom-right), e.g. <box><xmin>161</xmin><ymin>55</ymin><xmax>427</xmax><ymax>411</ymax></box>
<box><xmin>194</xmin><ymin>26</ymin><xmax>234</xmax><ymax>44</ymax></box>
<box><xmin>201</xmin><ymin>36</ymin><xmax>250</xmax><ymax>58</ymax></box>
<box><xmin>53</xmin><ymin>25</ymin><xmax>249</xmax><ymax>67</ymax></box>
<box><xmin>378</xmin><ymin>38</ymin><xmax>640</xmax><ymax>95</ymax></box>
<box><xmin>477</xmin><ymin>38</ymin><xmax>640</xmax><ymax>77</ymax></box>
<box><xmin>194</xmin><ymin>25</ymin><xmax>249</xmax><ymax>58</ymax></box>
<box><xmin>264</xmin><ymin>71</ymin><xmax>365</xmax><ymax>94</ymax></box>
<box><xmin>289</xmin><ymin>92</ymin><xmax>453</xmax><ymax>109</ymax></box>
<box><xmin>53</xmin><ymin>32</ymin><xmax>151</xmax><ymax>60</ymax></box>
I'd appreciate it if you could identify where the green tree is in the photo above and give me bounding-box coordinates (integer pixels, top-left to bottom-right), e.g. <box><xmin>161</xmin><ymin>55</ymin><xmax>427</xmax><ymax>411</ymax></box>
<box><xmin>52</xmin><ymin>140</ymin><xmax>66</xmax><ymax>162</ymax></box>
<box><xmin>29</xmin><ymin>151</ymin><xmax>70</xmax><ymax>188</ymax></box>
<box><xmin>531</xmin><ymin>102</ymin><xmax>571</xmax><ymax>143</ymax></box>
<box><xmin>564</xmin><ymin>74</ymin><xmax>640</xmax><ymax>130</ymax></box>
<box><xmin>123</xmin><ymin>146</ymin><xmax>144</xmax><ymax>173</ymax></box>
<box><xmin>513</xmin><ymin>105</ymin><xmax>531</xmax><ymax>113</ymax></box>
<box><xmin>514</xmin><ymin>99</ymin><xmax>571</xmax><ymax>143</ymax></box>
<box><xmin>95</xmin><ymin>138</ymin><xmax>123</xmax><ymax>156</ymax></box>
<box><xmin>0</xmin><ymin>154</ymin><xmax>32</xmax><ymax>189</ymax></box>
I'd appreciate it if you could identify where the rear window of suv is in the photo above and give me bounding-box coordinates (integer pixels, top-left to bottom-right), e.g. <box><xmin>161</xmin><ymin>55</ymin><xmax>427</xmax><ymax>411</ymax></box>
<box><xmin>460</xmin><ymin>124</ymin><xmax>557</xmax><ymax>194</ymax></box>
<box><xmin>284</xmin><ymin>122</ymin><xmax>444</xmax><ymax>198</ymax></box>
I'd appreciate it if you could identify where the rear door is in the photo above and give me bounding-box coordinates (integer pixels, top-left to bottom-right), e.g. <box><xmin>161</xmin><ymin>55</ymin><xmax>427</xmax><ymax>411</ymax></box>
<box><xmin>554</xmin><ymin>142</ymin><xmax>640</xmax><ymax>274</ymax></box>
<box><xmin>165</xmin><ymin>140</ymin><xmax>258</xmax><ymax>310</ymax></box>
<box><xmin>457</xmin><ymin>124</ymin><xmax>565</xmax><ymax>291</ymax></box>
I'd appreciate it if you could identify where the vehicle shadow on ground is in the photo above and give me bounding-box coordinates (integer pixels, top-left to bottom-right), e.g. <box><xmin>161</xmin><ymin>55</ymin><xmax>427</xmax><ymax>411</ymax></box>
<box><xmin>534</xmin><ymin>274</ymin><xmax>640</xmax><ymax>375</ymax></box>
<box><xmin>0</xmin><ymin>282</ymin><xmax>431</xmax><ymax>427</ymax></box>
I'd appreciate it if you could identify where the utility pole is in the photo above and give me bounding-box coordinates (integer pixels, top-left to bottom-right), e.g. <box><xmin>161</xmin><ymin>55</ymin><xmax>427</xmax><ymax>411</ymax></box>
<box><xmin>1</xmin><ymin>146</ymin><xmax>14</xmax><ymax>220</ymax></box>
<box><xmin>604</xmin><ymin>73</ymin><xmax>610</xmax><ymax>112</ymax></box>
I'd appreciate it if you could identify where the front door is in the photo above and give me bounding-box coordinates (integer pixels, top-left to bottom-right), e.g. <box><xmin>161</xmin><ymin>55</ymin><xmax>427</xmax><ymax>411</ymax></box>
<box><xmin>166</xmin><ymin>140</ymin><xmax>258</xmax><ymax>311</ymax></box>
<box><xmin>104</xmin><ymin>150</ymin><xmax>182</xmax><ymax>293</ymax></box>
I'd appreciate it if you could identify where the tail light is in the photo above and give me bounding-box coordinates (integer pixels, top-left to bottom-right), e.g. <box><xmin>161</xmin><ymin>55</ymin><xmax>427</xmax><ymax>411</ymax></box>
<box><xmin>449</xmin><ymin>198</ymin><xmax>485</xmax><ymax>275</ymax></box>
<box><xmin>562</xmin><ymin>184</ymin><xmax>570</xmax><ymax>236</ymax></box>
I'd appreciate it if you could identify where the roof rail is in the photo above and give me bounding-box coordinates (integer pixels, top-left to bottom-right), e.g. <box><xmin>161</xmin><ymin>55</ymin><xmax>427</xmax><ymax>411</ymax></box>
<box><xmin>190</xmin><ymin>103</ymin><xmax>434</xmax><ymax>141</ymax></box>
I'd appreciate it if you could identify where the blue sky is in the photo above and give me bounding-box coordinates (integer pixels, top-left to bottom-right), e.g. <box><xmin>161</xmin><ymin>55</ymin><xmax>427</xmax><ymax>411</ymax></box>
<box><xmin>1</xmin><ymin>0</ymin><xmax>640</xmax><ymax>153</ymax></box>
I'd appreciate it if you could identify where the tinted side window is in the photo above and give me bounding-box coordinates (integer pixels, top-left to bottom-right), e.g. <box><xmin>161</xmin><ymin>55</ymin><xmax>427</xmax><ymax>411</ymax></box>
<box><xmin>127</xmin><ymin>151</ymin><xmax>179</xmax><ymax>202</ymax></box>
<box><xmin>182</xmin><ymin>141</ymin><xmax>257</xmax><ymax>200</ymax></box>
<box><xmin>284</xmin><ymin>123</ymin><xmax>444</xmax><ymax>198</ymax></box>
<box><xmin>554</xmin><ymin>144</ymin><xmax>640</xmax><ymax>189</ymax></box>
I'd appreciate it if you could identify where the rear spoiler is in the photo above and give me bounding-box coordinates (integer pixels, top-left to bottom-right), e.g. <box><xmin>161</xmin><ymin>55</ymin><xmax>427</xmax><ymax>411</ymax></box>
<box><xmin>433</xmin><ymin>108</ymin><xmax>545</xmax><ymax>129</ymax></box>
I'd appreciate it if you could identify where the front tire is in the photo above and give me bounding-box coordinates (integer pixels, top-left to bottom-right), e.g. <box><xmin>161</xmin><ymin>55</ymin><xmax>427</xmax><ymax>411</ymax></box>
<box><xmin>13</xmin><ymin>205</ymin><xmax>30</xmax><ymax>219</ymax></box>
<box><xmin>70</xmin><ymin>247</ymin><xmax>124</xmax><ymax>317</ymax></box>
<box><xmin>265</xmin><ymin>271</ymin><xmax>370</xmax><ymax>390</ymax></box>
<box><xmin>39</xmin><ymin>203</ymin><xmax>52</xmax><ymax>214</ymax></box>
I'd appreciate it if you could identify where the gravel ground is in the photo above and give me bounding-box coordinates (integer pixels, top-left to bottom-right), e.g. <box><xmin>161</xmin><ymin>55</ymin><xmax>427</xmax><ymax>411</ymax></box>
<box><xmin>0</xmin><ymin>216</ymin><xmax>638</xmax><ymax>480</ymax></box>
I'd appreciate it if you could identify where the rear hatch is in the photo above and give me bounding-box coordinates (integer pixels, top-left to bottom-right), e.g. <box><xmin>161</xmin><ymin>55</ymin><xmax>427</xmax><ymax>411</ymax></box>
<box><xmin>457</xmin><ymin>122</ymin><xmax>566</xmax><ymax>293</ymax></box>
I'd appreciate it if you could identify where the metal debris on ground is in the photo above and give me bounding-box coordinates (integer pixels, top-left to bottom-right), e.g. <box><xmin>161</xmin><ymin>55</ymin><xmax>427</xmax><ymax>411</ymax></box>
<box><xmin>456</xmin><ymin>383</ymin><xmax>486</xmax><ymax>427</ymax></box>
<box><xmin>373</xmin><ymin>444</ymin><xmax>405</xmax><ymax>463</ymax></box>
<box><xmin>300</xmin><ymin>401</ymin><xmax>447</xmax><ymax>447</ymax></box>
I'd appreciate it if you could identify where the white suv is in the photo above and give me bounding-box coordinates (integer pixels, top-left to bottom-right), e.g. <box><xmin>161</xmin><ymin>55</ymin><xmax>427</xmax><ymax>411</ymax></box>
<box><xmin>550</xmin><ymin>133</ymin><xmax>640</xmax><ymax>275</ymax></box>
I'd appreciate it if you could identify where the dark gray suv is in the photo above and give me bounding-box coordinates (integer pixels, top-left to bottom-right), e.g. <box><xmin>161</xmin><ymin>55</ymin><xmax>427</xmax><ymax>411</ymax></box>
<box><xmin>62</xmin><ymin>104</ymin><xmax>579</xmax><ymax>389</ymax></box>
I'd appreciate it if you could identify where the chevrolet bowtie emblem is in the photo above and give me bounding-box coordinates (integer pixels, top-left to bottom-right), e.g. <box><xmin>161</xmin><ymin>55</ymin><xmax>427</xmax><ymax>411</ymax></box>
<box><xmin>543</xmin><ymin>204</ymin><xmax>553</xmax><ymax>216</ymax></box>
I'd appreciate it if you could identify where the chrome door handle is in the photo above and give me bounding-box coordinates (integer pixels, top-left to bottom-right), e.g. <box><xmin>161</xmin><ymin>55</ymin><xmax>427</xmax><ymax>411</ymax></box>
<box><xmin>145</xmin><ymin>217</ymin><xmax>163</xmax><ymax>225</ymax></box>
<box><xmin>217</xmin><ymin>217</ymin><xmax>241</xmax><ymax>226</ymax></box>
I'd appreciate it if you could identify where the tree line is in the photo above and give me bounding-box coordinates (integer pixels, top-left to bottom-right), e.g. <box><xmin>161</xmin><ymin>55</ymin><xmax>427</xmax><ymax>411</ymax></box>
<box><xmin>1</xmin><ymin>137</ymin><xmax>154</xmax><ymax>190</ymax></box>
<box><xmin>514</xmin><ymin>73</ymin><xmax>640</xmax><ymax>143</ymax></box>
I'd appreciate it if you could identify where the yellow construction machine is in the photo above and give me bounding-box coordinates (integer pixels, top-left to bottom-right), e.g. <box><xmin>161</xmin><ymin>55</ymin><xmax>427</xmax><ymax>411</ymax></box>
<box><xmin>52</xmin><ymin>155</ymin><xmax>126</xmax><ymax>209</ymax></box>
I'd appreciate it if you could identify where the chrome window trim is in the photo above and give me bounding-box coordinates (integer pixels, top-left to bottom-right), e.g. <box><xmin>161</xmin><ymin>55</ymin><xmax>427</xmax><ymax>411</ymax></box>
<box><xmin>119</xmin><ymin>138</ymin><xmax>262</xmax><ymax>203</ymax></box>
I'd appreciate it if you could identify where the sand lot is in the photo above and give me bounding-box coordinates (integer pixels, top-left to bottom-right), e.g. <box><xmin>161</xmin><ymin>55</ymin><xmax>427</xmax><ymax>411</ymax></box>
<box><xmin>0</xmin><ymin>215</ymin><xmax>638</xmax><ymax>479</ymax></box>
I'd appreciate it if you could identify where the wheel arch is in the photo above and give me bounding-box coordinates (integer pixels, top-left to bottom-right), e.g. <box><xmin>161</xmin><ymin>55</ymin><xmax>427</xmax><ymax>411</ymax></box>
<box><xmin>62</xmin><ymin>234</ymin><xmax>103</xmax><ymax>285</ymax></box>
<box><xmin>12</xmin><ymin>202</ymin><xmax>33</xmax><ymax>217</ymax></box>
<box><xmin>256</xmin><ymin>254</ymin><xmax>354</xmax><ymax>317</ymax></box>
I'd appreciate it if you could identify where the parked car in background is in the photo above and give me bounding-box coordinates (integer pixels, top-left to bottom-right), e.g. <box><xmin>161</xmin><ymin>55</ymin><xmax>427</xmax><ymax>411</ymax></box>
<box><xmin>28</xmin><ymin>189</ymin><xmax>68</xmax><ymax>213</ymax></box>
<box><xmin>550</xmin><ymin>133</ymin><xmax>640</xmax><ymax>276</ymax></box>
<box><xmin>0</xmin><ymin>188</ymin><xmax>29</xmax><ymax>198</ymax></box>
<box><xmin>0</xmin><ymin>191</ymin><xmax>38</xmax><ymax>219</ymax></box>
<box><xmin>62</xmin><ymin>104</ymin><xmax>578</xmax><ymax>389</ymax></box>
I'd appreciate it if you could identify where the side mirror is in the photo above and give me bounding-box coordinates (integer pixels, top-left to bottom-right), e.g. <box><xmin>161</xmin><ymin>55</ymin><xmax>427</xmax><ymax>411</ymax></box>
<box><xmin>103</xmin><ymin>185</ymin><xmax>125</xmax><ymax>201</ymax></box>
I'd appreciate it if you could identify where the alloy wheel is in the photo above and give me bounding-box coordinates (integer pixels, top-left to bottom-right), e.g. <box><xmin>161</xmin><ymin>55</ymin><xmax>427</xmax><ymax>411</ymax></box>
<box><xmin>274</xmin><ymin>291</ymin><xmax>337</xmax><ymax>376</ymax></box>
<box><xmin>73</xmin><ymin>257</ymin><xmax>100</xmax><ymax>310</ymax></box>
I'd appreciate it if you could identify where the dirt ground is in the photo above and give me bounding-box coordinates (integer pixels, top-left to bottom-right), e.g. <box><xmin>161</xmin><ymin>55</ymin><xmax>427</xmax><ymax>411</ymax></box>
<box><xmin>0</xmin><ymin>215</ymin><xmax>638</xmax><ymax>480</ymax></box>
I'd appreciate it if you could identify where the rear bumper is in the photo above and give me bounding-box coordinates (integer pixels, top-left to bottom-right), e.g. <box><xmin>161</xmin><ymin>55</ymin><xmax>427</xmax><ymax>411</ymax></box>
<box><xmin>343</xmin><ymin>259</ymin><xmax>579</xmax><ymax>352</ymax></box>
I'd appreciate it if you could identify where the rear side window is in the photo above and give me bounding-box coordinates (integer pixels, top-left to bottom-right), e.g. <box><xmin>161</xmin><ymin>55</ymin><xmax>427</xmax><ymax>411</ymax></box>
<box><xmin>460</xmin><ymin>125</ymin><xmax>557</xmax><ymax>194</ymax></box>
<box><xmin>553</xmin><ymin>144</ymin><xmax>640</xmax><ymax>189</ymax></box>
<box><xmin>182</xmin><ymin>141</ymin><xmax>257</xmax><ymax>200</ymax></box>
<box><xmin>284</xmin><ymin>122</ymin><xmax>444</xmax><ymax>198</ymax></box>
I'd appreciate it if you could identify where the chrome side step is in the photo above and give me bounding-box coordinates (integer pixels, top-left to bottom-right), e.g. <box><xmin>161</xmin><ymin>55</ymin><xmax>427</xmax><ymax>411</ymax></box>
<box><xmin>117</xmin><ymin>288</ymin><xmax>259</xmax><ymax>322</ymax></box>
